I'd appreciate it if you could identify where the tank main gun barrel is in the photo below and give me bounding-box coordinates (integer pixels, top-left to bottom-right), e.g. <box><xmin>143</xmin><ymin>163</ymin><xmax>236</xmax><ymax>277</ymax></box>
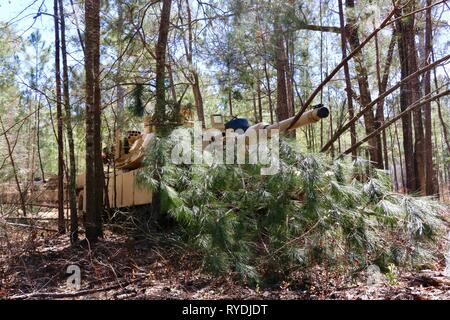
<box><xmin>246</xmin><ymin>106</ymin><xmax>329</xmax><ymax>137</ymax></box>
<box><xmin>268</xmin><ymin>106</ymin><xmax>329</xmax><ymax>132</ymax></box>
<box><xmin>108</xmin><ymin>106</ymin><xmax>329</xmax><ymax>172</ymax></box>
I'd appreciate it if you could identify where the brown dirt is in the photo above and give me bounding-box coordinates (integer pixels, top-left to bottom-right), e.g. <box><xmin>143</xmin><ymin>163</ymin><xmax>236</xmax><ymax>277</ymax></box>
<box><xmin>0</xmin><ymin>223</ymin><xmax>449</xmax><ymax>300</ymax></box>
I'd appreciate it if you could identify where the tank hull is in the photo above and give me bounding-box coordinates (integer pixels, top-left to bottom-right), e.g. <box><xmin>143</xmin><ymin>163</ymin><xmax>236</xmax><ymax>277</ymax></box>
<box><xmin>76</xmin><ymin>168</ymin><xmax>152</xmax><ymax>212</ymax></box>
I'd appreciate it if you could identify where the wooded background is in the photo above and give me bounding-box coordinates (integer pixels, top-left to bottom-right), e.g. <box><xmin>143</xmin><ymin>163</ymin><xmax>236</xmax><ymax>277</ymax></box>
<box><xmin>0</xmin><ymin>0</ymin><xmax>449</xmax><ymax>237</ymax></box>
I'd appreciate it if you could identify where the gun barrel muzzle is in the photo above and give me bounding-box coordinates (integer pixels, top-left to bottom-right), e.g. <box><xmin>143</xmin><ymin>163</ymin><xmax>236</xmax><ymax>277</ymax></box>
<box><xmin>315</xmin><ymin>106</ymin><xmax>329</xmax><ymax>119</ymax></box>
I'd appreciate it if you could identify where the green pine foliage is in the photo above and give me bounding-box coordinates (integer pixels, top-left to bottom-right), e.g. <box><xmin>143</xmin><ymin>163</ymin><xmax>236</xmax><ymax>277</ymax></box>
<box><xmin>137</xmin><ymin>136</ymin><xmax>447</xmax><ymax>285</ymax></box>
<box><xmin>129</xmin><ymin>84</ymin><xmax>145</xmax><ymax>117</ymax></box>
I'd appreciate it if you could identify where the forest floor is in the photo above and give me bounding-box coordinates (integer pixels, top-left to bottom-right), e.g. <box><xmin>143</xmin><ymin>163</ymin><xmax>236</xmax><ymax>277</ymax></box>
<box><xmin>1</xmin><ymin>215</ymin><xmax>450</xmax><ymax>300</ymax></box>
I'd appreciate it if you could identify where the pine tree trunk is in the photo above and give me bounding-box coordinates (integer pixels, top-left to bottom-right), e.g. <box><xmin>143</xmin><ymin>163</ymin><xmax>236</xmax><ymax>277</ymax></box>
<box><xmin>263</xmin><ymin>61</ymin><xmax>274</xmax><ymax>124</ymax></box>
<box><xmin>395</xmin><ymin>1</ymin><xmax>426</xmax><ymax>194</ymax></box>
<box><xmin>432</xmin><ymin>52</ymin><xmax>450</xmax><ymax>153</ymax></box>
<box><xmin>184</xmin><ymin>0</ymin><xmax>205</xmax><ymax>127</ymax></box>
<box><xmin>115</xmin><ymin>0</ymin><xmax>124</xmax><ymax>127</ymax></box>
<box><xmin>423</xmin><ymin>0</ymin><xmax>436</xmax><ymax>195</ymax></box>
<box><xmin>228</xmin><ymin>89</ymin><xmax>233</xmax><ymax>116</ymax></box>
<box><xmin>257</xmin><ymin>79</ymin><xmax>263</xmax><ymax>122</ymax></box>
<box><xmin>33</xmin><ymin>38</ymin><xmax>45</xmax><ymax>183</ymax></box>
<box><xmin>167</xmin><ymin>58</ymin><xmax>177</xmax><ymax>102</ymax></box>
<box><xmin>345</xmin><ymin>0</ymin><xmax>382</xmax><ymax>168</ymax></box>
<box><xmin>84</xmin><ymin>0</ymin><xmax>103</xmax><ymax>242</ymax></box>
<box><xmin>375</xmin><ymin>32</ymin><xmax>396</xmax><ymax>170</ymax></box>
<box><xmin>285</xmin><ymin>35</ymin><xmax>295</xmax><ymax>118</ymax></box>
<box><xmin>36</xmin><ymin>101</ymin><xmax>45</xmax><ymax>182</ymax></box>
<box><xmin>54</xmin><ymin>0</ymin><xmax>65</xmax><ymax>234</ymax></box>
<box><xmin>275</xmin><ymin>23</ymin><xmax>289</xmax><ymax>123</ymax></box>
<box><xmin>59</xmin><ymin>0</ymin><xmax>78</xmax><ymax>243</ymax></box>
<box><xmin>255</xmin><ymin>10</ymin><xmax>274</xmax><ymax>124</ymax></box>
<box><xmin>338</xmin><ymin>0</ymin><xmax>357</xmax><ymax>159</ymax></box>
<box><xmin>395</xmin><ymin>8</ymin><xmax>416</xmax><ymax>193</ymax></box>
<box><xmin>152</xmin><ymin>0</ymin><xmax>172</xmax><ymax>218</ymax></box>
<box><xmin>252</xmin><ymin>91</ymin><xmax>258</xmax><ymax>123</ymax></box>
<box><xmin>388</xmin><ymin>126</ymin><xmax>399</xmax><ymax>191</ymax></box>
<box><xmin>192</xmin><ymin>72</ymin><xmax>204</xmax><ymax>125</ymax></box>
<box><xmin>394</xmin><ymin>117</ymin><xmax>406</xmax><ymax>190</ymax></box>
<box><xmin>284</xmin><ymin>33</ymin><xmax>296</xmax><ymax>138</ymax></box>
<box><xmin>432</xmin><ymin>120</ymin><xmax>440</xmax><ymax>198</ymax></box>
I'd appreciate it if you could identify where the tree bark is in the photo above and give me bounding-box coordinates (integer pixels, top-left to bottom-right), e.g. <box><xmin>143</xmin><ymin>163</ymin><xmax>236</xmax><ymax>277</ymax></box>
<box><xmin>54</xmin><ymin>0</ymin><xmax>65</xmax><ymax>234</ymax></box>
<box><xmin>115</xmin><ymin>0</ymin><xmax>125</xmax><ymax>127</ymax></box>
<box><xmin>252</xmin><ymin>91</ymin><xmax>258</xmax><ymax>123</ymax></box>
<box><xmin>432</xmin><ymin>119</ymin><xmax>440</xmax><ymax>198</ymax></box>
<box><xmin>184</xmin><ymin>0</ymin><xmax>205</xmax><ymax>127</ymax></box>
<box><xmin>284</xmin><ymin>34</ymin><xmax>295</xmax><ymax>118</ymax></box>
<box><xmin>257</xmin><ymin>79</ymin><xmax>263</xmax><ymax>122</ymax></box>
<box><xmin>257</xmin><ymin>13</ymin><xmax>274</xmax><ymax>124</ymax></box>
<box><xmin>167</xmin><ymin>57</ymin><xmax>177</xmax><ymax>102</ymax></box>
<box><xmin>338</xmin><ymin>0</ymin><xmax>357</xmax><ymax>159</ymax></box>
<box><xmin>36</xmin><ymin>101</ymin><xmax>45</xmax><ymax>182</ymax></box>
<box><xmin>275</xmin><ymin>22</ymin><xmax>289</xmax><ymax>123</ymax></box>
<box><xmin>395</xmin><ymin>1</ymin><xmax>425</xmax><ymax>194</ymax></box>
<box><xmin>59</xmin><ymin>0</ymin><xmax>78</xmax><ymax>243</ymax></box>
<box><xmin>394</xmin><ymin>117</ymin><xmax>406</xmax><ymax>190</ymax></box>
<box><xmin>84</xmin><ymin>0</ymin><xmax>103</xmax><ymax>242</ymax></box>
<box><xmin>345</xmin><ymin>0</ymin><xmax>382</xmax><ymax>168</ymax></box>
<box><xmin>374</xmin><ymin>32</ymin><xmax>396</xmax><ymax>170</ymax></box>
<box><xmin>228</xmin><ymin>89</ymin><xmax>233</xmax><ymax>116</ymax></box>
<box><xmin>388</xmin><ymin>126</ymin><xmax>399</xmax><ymax>191</ymax></box>
<box><xmin>434</xmin><ymin>76</ymin><xmax>450</xmax><ymax>153</ymax></box>
<box><xmin>423</xmin><ymin>0</ymin><xmax>436</xmax><ymax>195</ymax></box>
<box><xmin>152</xmin><ymin>0</ymin><xmax>172</xmax><ymax>218</ymax></box>
<box><xmin>263</xmin><ymin>61</ymin><xmax>274</xmax><ymax>124</ymax></box>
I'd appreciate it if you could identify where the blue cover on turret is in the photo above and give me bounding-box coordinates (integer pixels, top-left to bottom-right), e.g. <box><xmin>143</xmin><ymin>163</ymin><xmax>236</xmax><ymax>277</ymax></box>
<box><xmin>225</xmin><ymin>118</ymin><xmax>250</xmax><ymax>132</ymax></box>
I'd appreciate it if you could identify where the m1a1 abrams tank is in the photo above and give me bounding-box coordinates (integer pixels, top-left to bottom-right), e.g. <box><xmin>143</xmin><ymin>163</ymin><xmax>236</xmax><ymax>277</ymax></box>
<box><xmin>75</xmin><ymin>105</ymin><xmax>329</xmax><ymax>212</ymax></box>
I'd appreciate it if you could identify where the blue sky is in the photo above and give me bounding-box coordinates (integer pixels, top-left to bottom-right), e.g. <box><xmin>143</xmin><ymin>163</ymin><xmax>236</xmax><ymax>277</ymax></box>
<box><xmin>0</xmin><ymin>0</ymin><xmax>55</xmax><ymax>43</ymax></box>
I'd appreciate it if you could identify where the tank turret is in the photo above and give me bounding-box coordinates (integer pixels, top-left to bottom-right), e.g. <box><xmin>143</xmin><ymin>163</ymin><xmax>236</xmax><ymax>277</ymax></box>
<box><xmin>75</xmin><ymin>104</ymin><xmax>329</xmax><ymax>211</ymax></box>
